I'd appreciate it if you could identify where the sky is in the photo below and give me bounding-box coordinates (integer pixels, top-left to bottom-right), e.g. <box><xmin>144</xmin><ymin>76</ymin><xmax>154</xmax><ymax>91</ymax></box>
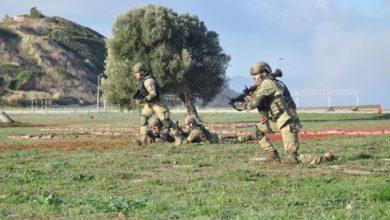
<box><xmin>1</xmin><ymin>0</ymin><xmax>390</xmax><ymax>107</ymax></box>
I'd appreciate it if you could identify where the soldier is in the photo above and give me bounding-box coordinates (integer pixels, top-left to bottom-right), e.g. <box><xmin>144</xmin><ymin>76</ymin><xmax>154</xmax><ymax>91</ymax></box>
<box><xmin>245</xmin><ymin>61</ymin><xmax>335</xmax><ymax>164</ymax></box>
<box><xmin>132</xmin><ymin>62</ymin><xmax>184</xmax><ymax>147</ymax></box>
<box><xmin>147</xmin><ymin>116</ymin><xmax>175</xmax><ymax>144</ymax></box>
<box><xmin>184</xmin><ymin>116</ymin><xmax>220</xmax><ymax>144</ymax></box>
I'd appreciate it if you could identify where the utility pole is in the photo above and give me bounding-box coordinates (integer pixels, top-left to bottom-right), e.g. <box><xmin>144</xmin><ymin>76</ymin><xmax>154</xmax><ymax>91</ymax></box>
<box><xmin>97</xmin><ymin>73</ymin><xmax>108</xmax><ymax>112</ymax></box>
<box><xmin>96</xmin><ymin>74</ymin><xmax>101</xmax><ymax>112</ymax></box>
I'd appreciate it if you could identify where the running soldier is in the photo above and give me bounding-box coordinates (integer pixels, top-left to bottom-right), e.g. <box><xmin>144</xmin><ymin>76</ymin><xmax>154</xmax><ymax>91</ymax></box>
<box><xmin>132</xmin><ymin>62</ymin><xmax>184</xmax><ymax>147</ymax></box>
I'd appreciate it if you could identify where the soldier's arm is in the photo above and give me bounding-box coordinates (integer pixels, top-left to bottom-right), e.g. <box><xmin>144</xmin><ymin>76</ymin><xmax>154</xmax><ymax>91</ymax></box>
<box><xmin>143</xmin><ymin>78</ymin><xmax>158</xmax><ymax>101</ymax></box>
<box><xmin>245</xmin><ymin>80</ymin><xmax>275</xmax><ymax>110</ymax></box>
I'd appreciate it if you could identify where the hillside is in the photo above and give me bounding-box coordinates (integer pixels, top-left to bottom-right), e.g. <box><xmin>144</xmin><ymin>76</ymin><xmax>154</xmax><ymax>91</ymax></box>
<box><xmin>206</xmin><ymin>87</ymin><xmax>240</xmax><ymax>107</ymax></box>
<box><xmin>0</xmin><ymin>9</ymin><xmax>106</xmax><ymax>105</ymax></box>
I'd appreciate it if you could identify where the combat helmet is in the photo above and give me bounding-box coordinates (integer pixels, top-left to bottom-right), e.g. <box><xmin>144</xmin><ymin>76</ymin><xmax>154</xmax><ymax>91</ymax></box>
<box><xmin>132</xmin><ymin>62</ymin><xmax>149</xmax><ymax>74</ymax></box>
<box><xmin>185</xmin><ymin>115</ymin><xmax>197</xmax><ymax>125</ymax></box>
<box><xmin>250</xmin><ymin>61</ymin><xmax>272</xmax><ymax>75</ymax></box>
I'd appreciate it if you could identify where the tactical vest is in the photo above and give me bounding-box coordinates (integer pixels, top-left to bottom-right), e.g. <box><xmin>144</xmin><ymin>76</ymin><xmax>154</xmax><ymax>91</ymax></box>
<box><xmin>257</xmin><ymin>78</ymin><xmax>290</xmax><ymax>123</ymax></box>
<box><xmin>190</xmin><ymin>123</ymin><xmax>211</xmax><ymax>142</ymax></box>
<box><xmin>275</xmin><ymin>79</ymin><xmax>296</xmax><ymax>109</ymax></box>
<box><xmin>138</xmin><ymin>75</ymin><xmax>160</xmax><ymax>102</ymax></box>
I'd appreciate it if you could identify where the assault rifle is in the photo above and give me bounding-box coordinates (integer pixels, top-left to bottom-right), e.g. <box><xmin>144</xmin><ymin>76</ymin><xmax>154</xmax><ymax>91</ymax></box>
<box><xmin>132</xmin><ymin>89</ymin><xmax>147</xmax><ymax>102</ymax></box>
<box><xmin>228</xmin><ymin>69</ymin><xmax>283</xmax><ymax>111</ymax></box>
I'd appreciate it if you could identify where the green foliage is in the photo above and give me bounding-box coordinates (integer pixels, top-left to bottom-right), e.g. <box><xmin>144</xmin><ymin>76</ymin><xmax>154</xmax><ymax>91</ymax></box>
<box><xmin>235</xmin><ymin>169</ymin><xmax>266</xmax><ymax>182</ymax></box>
<box><xmin>87</xmin><ymin>196</ymin><xmax>147</xmax><ymax>214</ymax></box>
<box><xmin>17</xmin><ymin>169</ymin><xmax>44</xmax><ymax>183</ymax></box>
<box><xmin>36</xmin><ymin>191</ymin><xmax>62</xmax><ymax>206</ymax></box>
<box><xmin>0</xmin><ymin>113</ymin><xmax>389</xmax><ymax>218</ymax></box>
<box><xmin>72</xmin><ymin>173</ymin><xmax>95</xmax><ymax>181</ymax></box>
<box><xmin>46</xmin><ymin>17</ymin><xmax>106</xmax><ymax>73</ymax></box>
<box><xmin>104</xmin><ymin>5</ymin><xmax>230</xmax><ymax>110</ymax></box>
<box><xmin>352</xmin><ymin>152</ymin><xmax>373</xmax><ymax>160</ymax></box>
<box><xmin>373</xmin><ymin>185</ymin><xmax>390</xmax><ymax>202</ymax></box>
<box><xmin>11</xmin><ymin>70</ymin><xmax>34</xmax><ymax>90</ymax></box>
<box><xmin>29</xmin><ymin>7</ymin><xmax>44</xmax><ymax>19</ymax></box>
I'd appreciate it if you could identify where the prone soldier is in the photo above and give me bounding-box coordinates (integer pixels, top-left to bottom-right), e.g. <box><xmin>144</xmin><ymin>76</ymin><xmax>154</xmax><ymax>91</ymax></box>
<box><xmin>147</xmin><ymin>116</ymin><xmax>176</xmax><ymax>144</ymax></box>
<box><xmin>184</xmin><ymin>116</ymin><xmax>220</xmax><ymax>144</ymax></box>
<box><xmin>183</xmin><ymin>116</ymin><xmax>258</xmax><ymax>144</ymax></box>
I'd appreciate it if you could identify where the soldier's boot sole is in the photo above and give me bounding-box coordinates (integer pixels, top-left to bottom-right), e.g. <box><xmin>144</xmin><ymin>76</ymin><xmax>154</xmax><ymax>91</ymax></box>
<box><xmin>283</xmin><ymin>153</ymin><xmax>300</xmax><ymax>164</ymax></box>
<box><xmin>251</xmin><ymin>150</ymin><xmax>281</xmax><ymax>165</ymax></box>
<box><xmin>135</xmin><ymin>139</ymin><xmax>147</xmax><ymax>147</ymax></box>
<box><xmin>250</xmin><ymin>157</ymin><xmax>281</xmax><ymax>165</ymax></box>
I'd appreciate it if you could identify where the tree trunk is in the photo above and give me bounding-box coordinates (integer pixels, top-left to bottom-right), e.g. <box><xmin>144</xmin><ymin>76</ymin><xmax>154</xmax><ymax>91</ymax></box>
<box><xmin>0</xmin><ymin>111</ymin><xmax>14</xmax><ymax>124</ymax></box>
<box><xmin>179</xmin><ymin>93</ymin><xmax>201</xmax><ymax>121</ymax></box>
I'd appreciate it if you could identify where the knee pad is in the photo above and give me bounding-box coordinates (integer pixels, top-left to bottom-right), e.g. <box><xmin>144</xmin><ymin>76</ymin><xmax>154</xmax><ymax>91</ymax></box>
<box><xmin>140</xmin><ymin>115</ymin><xmax>148</xmax><ymax>126</ymax></box>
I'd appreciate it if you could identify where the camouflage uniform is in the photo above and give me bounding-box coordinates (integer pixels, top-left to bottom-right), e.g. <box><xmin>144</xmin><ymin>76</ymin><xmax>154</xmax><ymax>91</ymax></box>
<box><xmin>246</xmin><ymin>61</ymin><xmax>335</xmax><ymax>164</ymax></box>
<box><xmin>133</xmin><ymin>62</ymin><xmax>183</xmax><ymax>146</ymax></box>
<box><xmin>146</xmin><ymin>116</ymin><xmax>175</xmax><ymax>143</ymax></box>
<box><xmin>184</xmin><ymin>116</ymin><xmax>220</xmax><ymax>144</ymax></box>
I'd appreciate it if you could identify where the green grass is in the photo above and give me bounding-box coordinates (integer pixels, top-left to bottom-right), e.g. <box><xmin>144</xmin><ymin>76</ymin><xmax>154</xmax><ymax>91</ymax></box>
<box><xmin>0</xmin><ymin>112</ymin><xmax>389</xmax><ymax>218</ymax></box>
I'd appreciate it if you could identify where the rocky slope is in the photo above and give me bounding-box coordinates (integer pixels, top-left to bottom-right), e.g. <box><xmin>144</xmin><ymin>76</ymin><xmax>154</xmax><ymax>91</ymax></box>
<box><xmin>0</xmin><ymin>11</ymin><xmax>106</xmax><ymax>105</ymax></box>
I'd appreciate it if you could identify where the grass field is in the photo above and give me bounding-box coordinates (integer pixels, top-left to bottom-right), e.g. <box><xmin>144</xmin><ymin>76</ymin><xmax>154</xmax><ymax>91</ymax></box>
<box><xmin>0</xmin><ymin>112</ymin><xmax>389</xmax><ymax>218</ymax></box>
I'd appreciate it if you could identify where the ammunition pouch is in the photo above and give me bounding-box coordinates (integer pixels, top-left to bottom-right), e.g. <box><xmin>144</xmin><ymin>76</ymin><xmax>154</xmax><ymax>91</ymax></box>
<box><xmin>269</xmin><ymin>95</ymin><xmax>284</xmax><ymax>119</ymax></box>
<box><xmin>276</xmin><ymin>111</ymin><xmax>292</xmax><ymax>129</ymax></box>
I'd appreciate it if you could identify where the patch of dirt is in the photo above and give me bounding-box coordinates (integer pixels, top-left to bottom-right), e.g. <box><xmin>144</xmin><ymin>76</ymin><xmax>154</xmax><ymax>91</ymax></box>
<box><xmin>130</xmin><ymin>178</ymin><xmax>146</xmax><ymax>183</ymax></box>
<box><xmin>341</xmin><ymin>169</ymin><xmax>371</xmax><ymax>175</ymax></box>
<box><xmin>216</xmin><ymin>129</ymin><xmax>390</xmax><ymax>141</ymax></box>
<box><xmin>0</xmin><ymin>138</ymin><xmax>135</xmax><ymax>151</ymax></box>
<box><xmin>317</xmin><ymin>164</ymin><xmax>390</xmax><ymax>175</ymax></box>
<box><xmin>8</xmin><ymin>130</ymin><xmax>137</xmax><ymax>140</ymax></box>
<box><xmin>172</xmin><ymin>165</ymin><xmax>193</xmax><ymax>168</ymax></box>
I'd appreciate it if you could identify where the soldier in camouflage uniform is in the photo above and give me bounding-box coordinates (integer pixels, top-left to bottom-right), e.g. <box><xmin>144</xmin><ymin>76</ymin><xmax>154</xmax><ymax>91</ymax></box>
<box><xmin>146</xmin><ymin>116</ymin><xmax>175</xmax><ymax>144</ymax></box>
<box><xmin>245</xmin><ymin>61</ymin><xmax>335</xmax><ymax>164</ymax></box>
<box><xmin>184</xmin><ymin>116</ymin><xmax>220</xmax><ymax>144</ymax></box>
<box><xmin>132</xmin><ymin>62</ymin><xmax>184</xmax><ymax>147</ymax></box>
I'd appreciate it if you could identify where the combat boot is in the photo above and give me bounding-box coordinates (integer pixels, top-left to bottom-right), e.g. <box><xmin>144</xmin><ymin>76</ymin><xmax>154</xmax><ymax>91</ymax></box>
<box><xmin>255</xmin><ymin>149</ymin><xmax>281</xmax><ymax>164</ymax></box>
<box><xmin>135</xmin><ymin>136</ymin><xmax>147</xmax><ymax>147</ymax></box>
<box><xmin>284</xmin><ymin>152</ymin><xmax>300</xmax><ymax>164</ymax></box>
<box><xmin>265</xmin><ymin>150</ymin><xmax>282</xmax><ymax>164</ymax></box>
<box><xmin>174</xmin><ymin>134</ymin><xmax>185</xmax><ymax>146</ymax></box>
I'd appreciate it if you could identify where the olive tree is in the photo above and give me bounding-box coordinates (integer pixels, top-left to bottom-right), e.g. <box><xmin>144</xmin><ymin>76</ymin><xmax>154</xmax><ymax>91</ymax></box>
<box><xmin>103</xmin><ymin>5</ymin><xmax>230</xmax><ymax>118</ymax></box>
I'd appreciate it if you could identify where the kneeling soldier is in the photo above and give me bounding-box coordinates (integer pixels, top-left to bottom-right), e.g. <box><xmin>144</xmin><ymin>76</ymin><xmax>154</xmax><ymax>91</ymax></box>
<box><xmin>245</xmin><ymin>61</ymin><xmax>335</xmax><ymax>164</ymax></box>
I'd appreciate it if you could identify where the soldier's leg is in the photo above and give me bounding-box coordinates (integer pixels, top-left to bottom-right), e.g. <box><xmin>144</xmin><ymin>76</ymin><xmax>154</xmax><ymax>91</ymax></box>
<box><xmin>139</xmin><ymin>105</ymin><xmax>154</xmax><ymax>146</ymax></box>
<box><xmin>298</xmin><ymin>151</ymin><xmax>336</xmax><ymax>164</ymax></box>
<box><xmin>280</xmin><ymin>123</ymin><xmax>300</xmax><ymax>164</ymax></box>
<box><xmin>255</xmin><ymin>122</ymin><xmax>281</xmax><ymax>164</ymax></box>
<box><xmin>152</xmin><ymin>105</ymin><xmax>172</xmax><ymax>128</ymax></box>
<box><xmin>152</xmin><ymin>105</ymin><xmax>184</xmax><ymax>146</ymax></box>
